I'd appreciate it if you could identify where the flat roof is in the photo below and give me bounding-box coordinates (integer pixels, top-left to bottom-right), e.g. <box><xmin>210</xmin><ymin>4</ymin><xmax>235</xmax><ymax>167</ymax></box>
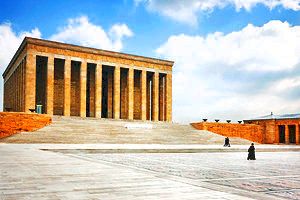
<box><xmin>3</xmin><ymin>37</ymin><xmax>174</xmax><ymax>77</ymax></box>
<box><xmin>245</xmin><ymin>113</ymin><xmax>300</xmax><ymax>121</ymax></box>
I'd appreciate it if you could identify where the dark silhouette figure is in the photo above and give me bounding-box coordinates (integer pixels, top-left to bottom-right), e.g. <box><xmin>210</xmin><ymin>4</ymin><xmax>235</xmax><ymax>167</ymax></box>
<box><xmin>247</xmin><ymin>143</ymin><xmax>256</xmax><ymax>160</ymax></box>
<box><xmin>223</xmin><ymin>137</ymin><xmax>231</xmax><ymax>147</ymax></box>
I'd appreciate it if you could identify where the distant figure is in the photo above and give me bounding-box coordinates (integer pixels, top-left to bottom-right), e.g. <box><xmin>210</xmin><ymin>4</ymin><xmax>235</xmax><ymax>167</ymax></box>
<box><xmin>223</xmin><ymin>137</ymin><xmax>231</xmax><ymax>147</ymax></box>
<box><xmin>247</xmin><ymin>143</ymin><xmax>256</xmax><ymax>160</ymax></box>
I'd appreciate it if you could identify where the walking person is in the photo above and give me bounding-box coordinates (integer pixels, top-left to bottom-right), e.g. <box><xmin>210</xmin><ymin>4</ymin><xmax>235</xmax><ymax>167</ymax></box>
<box><xmin>247</xmin><ymin>143</ymin><xmax>256</xmax><ymax>160</ymax></box>
<box><xmin>223</xmin><ymin>137</ymin><xmax>231</xmax><ymax>147</ymax></box>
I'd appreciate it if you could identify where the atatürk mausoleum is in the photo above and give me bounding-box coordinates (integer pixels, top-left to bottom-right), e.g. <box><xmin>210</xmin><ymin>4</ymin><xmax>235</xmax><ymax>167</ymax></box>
<box><xmin>2</xmin><ymin>37</ymin><xmax>173</xmax><ymax>122</ymax></box>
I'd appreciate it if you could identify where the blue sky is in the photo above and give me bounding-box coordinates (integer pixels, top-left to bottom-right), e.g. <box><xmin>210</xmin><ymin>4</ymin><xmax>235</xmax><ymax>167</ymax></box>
<box><xmin>0</xmin><ymin>0</ymin><xmax>300</xmax><ymax>122</ymax></box>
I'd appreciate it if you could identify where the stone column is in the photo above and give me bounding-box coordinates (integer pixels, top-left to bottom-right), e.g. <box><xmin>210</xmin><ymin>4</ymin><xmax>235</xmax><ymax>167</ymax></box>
<box><xmin>285</xmin><ymin>125</ymin><xmax>289</xmax><ymax>144</ymax></box>
<box><xmin>128</xmin><ymin>68</ymin><xmax>134</xmax><ymax>120</ymax></box>
<box><xmin>24</xmin><ymin>53</ymin><xmax>36</xmax><ymax>113</ymax></box>
<box><xmin>165</xmin><ymin>73</ymin><xmax>172</xmax><ymax>122</ymax></box>
<box><xmin>64</xmin><ymin>58</ymin><xmax>71</xmax><ymax>116</ymax></box>
<box><xmin>80</xmin><ymin>60</ymin><xmax>87</xmax><ymax>117</ymax></box>
<box><xmin>46</xmin><ymin>55</ymin><xmax>54</xmax><ymax>115</ymax></box>
<box><xmin>113</xmin><ymin>66</ymin><xmax>120</xmax><ymax>119</ymax></box>
<box><xmin>95</xmin><ymin>63</ymin><xmax>102</xmax><ymax>118</ymax></box>
<box><xmin>296</xmin><ymin>124</ymin><xmax>299</xmax><ymax>144</ymax></box>
<box><xmin>141</xmin><ymin>70</ymin><xmax>147</xmax><ymax>120</ymax></box>
<box><xmin>152</xmin><ymin>71</ymin><xmax>159</xmax><ymax>121</ymax></box>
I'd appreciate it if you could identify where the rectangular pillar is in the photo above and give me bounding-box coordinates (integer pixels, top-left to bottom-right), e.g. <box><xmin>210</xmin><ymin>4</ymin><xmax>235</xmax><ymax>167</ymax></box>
<box><xmin>80</xmin><ymin>61</ymin><xmax>87</xmax><ymax>117</ymax></box>
<box><xmin>296</xmin><ymin>125</ymin><xmax>299</xmax><ymax>144</ymax></box>
<box><xmin>24</xmin><ymin>53</ymin><xmax>36</xmax><ymax>113</ymax></box>
<box><xmin>128</xmin><ymin>68</ymin><xmax>134</xmax><ymax>120</ymax></box>
<box><xmin>46</xmin><ymin>55</ymin><xmax>54</xmax><ymax>115</ymax></box>
<box><xmin>113</xmin><ymin>66</ymin><xmax>120</xmax><ymax>119</ymax></box>
<box><xmin>141</xmin><ymin>70</ymin><xmax>147</xmax><ymax>120</ymax></box>
<box><xmin>285</xmin><ymin>125</ymin><xmax>289</xmax><ymax>144</ymax></box>
<box><xmin>95</xmin><ymin>63</ymin><xmax>102</xmax><ymax>118</ymax></box>
<box><xmin>165</xmin><ymin>73</ymin><xmax>172</xmax><ymax>122</ymax></box>
<box><xmin>152</xmin><ymin>71</ymin><xmax>159</xmax><ymax>121</ymax></box>
<box><xmin>64</xmin><ymin>58</ymin><xmax>71</xmax><ymax>116</ymax></box>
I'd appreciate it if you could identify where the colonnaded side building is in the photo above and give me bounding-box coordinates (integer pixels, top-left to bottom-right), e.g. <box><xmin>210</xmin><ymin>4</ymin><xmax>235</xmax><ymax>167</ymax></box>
<box><xmin>2</xmin><ymin>37</ymin><xmax>173</xmax><ymax>122</ymax></box>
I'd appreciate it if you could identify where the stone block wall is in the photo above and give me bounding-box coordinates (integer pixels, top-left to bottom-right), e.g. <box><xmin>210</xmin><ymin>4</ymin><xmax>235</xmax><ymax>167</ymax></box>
<box><xmin>134</xmin><ymin>70</ymin><xmax>141</xmax><ymax>119</ymax></box>
<box><xmin>3</xmin><ymin>56</ymin><xmax>25</xmax><ymax>112</ymax></box>
<box><xmin>70</xmin><ymin>61</ymin><xmax>80</xmax><ymax>116</ymax></box>
<box><xmin>0</xmin><ymin>112</ymin><xmax>52</xmax><ymax>139</ymax></box>
<box><xmin>191</xmin><ymin>122</ymin><xmax>264</xmax><ymax>143</ymax></box>
<box><xmin>53</xmin><ymin>59</ymin><xmax>65</xmax><ymax>115</ymax></box>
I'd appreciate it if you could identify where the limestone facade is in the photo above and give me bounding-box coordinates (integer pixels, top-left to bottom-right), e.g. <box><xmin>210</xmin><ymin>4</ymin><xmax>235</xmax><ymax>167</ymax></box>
<box><xmin>3</xmin><ymin>37</ymin><xmax>173</xmax><ymax>122</ymax></box>
<box><xmin>192</xmin><ymin>115</ymin><xmax>300</xmax><ymax>144</ymax></box>
<box><xmin>244</xmin><ymin>118</ymin><xmax>300</xmax><ymax>144</ymax></box>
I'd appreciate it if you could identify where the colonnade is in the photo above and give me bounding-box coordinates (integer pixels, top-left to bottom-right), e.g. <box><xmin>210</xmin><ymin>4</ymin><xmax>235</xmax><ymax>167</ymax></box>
<box><xmin>277</xmin><ymin>124</ymin><xmax>300</xmax><ymax>144</ymax></box>
<box><xmin>21</xmin><ymin>53</ymin><xmax>172</xmax><ymax>122</ymax></box>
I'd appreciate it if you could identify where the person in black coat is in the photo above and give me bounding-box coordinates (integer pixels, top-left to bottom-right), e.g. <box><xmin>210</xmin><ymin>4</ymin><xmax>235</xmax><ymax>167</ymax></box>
<box><xmin>224</xmin><ymin>137</ymin><xmax>231</xmax><ymax>147</ymax></box>
<box><xmin>247</xmin><ymin>143</ymin><xmax>256</xmax><ymax>160</ymax></box>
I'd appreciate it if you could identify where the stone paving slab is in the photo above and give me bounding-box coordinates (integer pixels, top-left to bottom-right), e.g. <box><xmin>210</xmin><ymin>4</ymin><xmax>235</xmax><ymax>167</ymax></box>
<box><xmin>1</xmin><ymin>144</ymin><xmax>300</xmax><ymax>199</ymax></box>
<box><xmin>1</xmin><ymin>143</ymin><xmax>300</xmax><ymax>153</ymax></box>
<box><xmin>67</xmin><ymin>151</ymin><xmax>300</xmax><ymax>200</ymax></box>
<box><xmin>0</xmin><ymin>144</ymin><xmax>257</xmax><ymax>200</ymax></box>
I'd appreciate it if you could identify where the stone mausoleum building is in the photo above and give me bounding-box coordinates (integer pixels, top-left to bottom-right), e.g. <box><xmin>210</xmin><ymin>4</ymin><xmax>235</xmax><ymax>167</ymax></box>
<box><xmin>2</xmin><ymin>37</ymin><xmax>173</xmax><ymax>122</ymax></box>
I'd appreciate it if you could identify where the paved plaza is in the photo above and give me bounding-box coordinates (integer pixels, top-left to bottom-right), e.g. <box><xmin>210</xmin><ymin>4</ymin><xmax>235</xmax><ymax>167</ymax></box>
<box><xmin>1</xmin><ymin>144</ymin><xmax>300</xmax><ymax>199</ymax></box>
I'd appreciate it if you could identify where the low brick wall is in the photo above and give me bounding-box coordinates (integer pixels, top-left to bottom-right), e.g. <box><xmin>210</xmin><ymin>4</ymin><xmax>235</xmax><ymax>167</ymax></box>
<box><xmin>191</xmin><ymin>122</ymin><xmax>264</xmax><ymax>143</ymax></box>
<box><xmin>0</xmin><ymin>112</ymin><xmax>52</xmax><ymax>139</ymax></box>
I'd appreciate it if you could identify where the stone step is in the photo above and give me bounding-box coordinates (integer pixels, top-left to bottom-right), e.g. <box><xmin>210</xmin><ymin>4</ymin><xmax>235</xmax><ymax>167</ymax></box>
<box><xmin>1</xmin><ymin>116</ymin><xmax>251</xmax><ymax>144</ymax></box>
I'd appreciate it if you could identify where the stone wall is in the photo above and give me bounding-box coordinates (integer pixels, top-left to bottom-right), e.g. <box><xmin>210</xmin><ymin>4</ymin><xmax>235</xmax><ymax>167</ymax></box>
<box><xmin>191</xmin><ymin>122</ymin><xmax>264</xmax><ymax>143</ymax></box>
<box><xmin>0</xmin><ymin>112</ymin><xmax>52</xmax><ymax>139</ymax></box>
<box><xmin>53</xmin><ymin>59</ymin><xmax>65</xmax><ymax>115</ymax></box>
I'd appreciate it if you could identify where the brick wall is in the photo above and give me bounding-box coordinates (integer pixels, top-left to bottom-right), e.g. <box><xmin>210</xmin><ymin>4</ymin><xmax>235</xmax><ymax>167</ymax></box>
<box><xmin>191</xmin><ymin>122</ymin><xmax>264</xmax><ymax>143</ymax></box>
<box><xmin>0</xmin><ymin>112</ymin><xmax>52</xmax><ymax>139</ymax></box>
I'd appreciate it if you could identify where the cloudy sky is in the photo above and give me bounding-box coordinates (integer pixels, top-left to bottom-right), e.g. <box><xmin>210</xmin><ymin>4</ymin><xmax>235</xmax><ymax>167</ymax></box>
<box><xmin>0</xmin><ymin>0</ymin><xmax>300</xmax><ymax>123</ymax></box>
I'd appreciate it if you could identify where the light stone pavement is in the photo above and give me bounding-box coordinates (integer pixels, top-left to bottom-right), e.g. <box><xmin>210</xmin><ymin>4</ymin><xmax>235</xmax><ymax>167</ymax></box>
<box><xmin>1</xmin><ymin>144</ymin><xmax>300</xmax><ymax>199</ymax></box>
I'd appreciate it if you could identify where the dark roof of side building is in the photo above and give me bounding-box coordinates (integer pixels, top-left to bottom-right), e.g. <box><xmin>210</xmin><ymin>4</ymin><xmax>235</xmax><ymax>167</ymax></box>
<box><xmin>3</xmin><ymin>37</ymin><xmax>174</xmax><ymax>78</ymax></box>
<box><xmin>245</xmin><ymin>113</ymin><xmax>300</xmax><ymax>121</ymax></box>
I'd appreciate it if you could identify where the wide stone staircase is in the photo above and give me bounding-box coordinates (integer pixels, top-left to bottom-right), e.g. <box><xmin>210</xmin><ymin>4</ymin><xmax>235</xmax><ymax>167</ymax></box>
<box><xmin>1</xmin><ymin>116</ymin><xmax>251</xmax><ymax>144</ymax></box>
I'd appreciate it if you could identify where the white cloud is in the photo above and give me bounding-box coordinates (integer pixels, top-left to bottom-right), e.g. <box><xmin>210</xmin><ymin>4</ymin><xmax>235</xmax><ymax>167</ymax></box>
<box><xmin>156</xmin><ymin>20</ymin><xmax>300</xmax><ymax>123</ymax></box>
<box><xmin>135</xmin><ymin>0</ymin><xmax>300</xmax><ymax>25</ymax></box>
<box><xmin>0</xmin><ymin>23</ymin><xmax>41</xmax><ymax>110</ymax></box>
<box><xmin>0</xmin><ymin>16</ymin><xmax>133</xmax><ymax>111</ymax></box>
<box><xmin>50</xmin><ymin>16</ymin><xmax>133</xmax><ymax>51</ymax></box>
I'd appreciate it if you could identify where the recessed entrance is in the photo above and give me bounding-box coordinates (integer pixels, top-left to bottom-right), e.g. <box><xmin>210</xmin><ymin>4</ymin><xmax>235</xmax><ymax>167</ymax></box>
<box><xmin>288</xmin><ymin>125</ymin><xmax>296</xmax><ymax>144</ymax></box>
<box><xmin>146</xmin><ymin>72</ymin><xmax>154</xmax><ymax>120</ymax></box>
<box><xmin>120</xmin><ymin>68</ymin><xmax>129</xmax><ymax>119</ymax></box>
<box><xmin>53</xmin><ymin>58</ymin><xmax>64</xmax><ymax>115</ymax></box>
<box><xmin>70</xmin><ymin>61</ymin><xmax>81</xmax><ymax>116</ymax></box>
<box><xmin>278</xmin><ymin>125</ymin><xmax>285</xmax><ymax>143</ymax></box>
<box><xmin>86</xmin><ymin>63</ymin><xmax>96</xmax><ymax>117</ymax></box>
<box><xmin>134</xmin><ymin>70</ymin><xmax>142</xmax><ymax>120</ymax></box>
<box><xmin>35</xmin><ymin>56</ymin><xmax>47</xmax><ymax>113</ymax></box>
<box><xmin>102</xmin><ymin>65</ymin><xmax>114</xmax><ymax>118</ymax></box>
<box><xmin>159</xmin><ymin>73</ymin><xmax>167</xmax><ymax>121</ymax></box>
